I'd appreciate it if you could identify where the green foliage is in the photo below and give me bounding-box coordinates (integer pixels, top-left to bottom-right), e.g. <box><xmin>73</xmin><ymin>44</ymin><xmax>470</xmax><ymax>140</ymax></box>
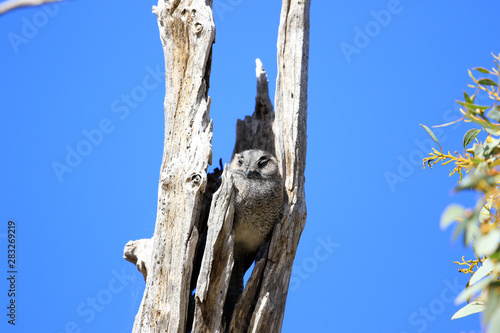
<box><xmin>422</xmin><ymin>53</ymin><xmax>500</xmax><ymax>332</ymax></box>
<box><xmin>464</xmin><ymin>129</ymin><xmax>482</xmax><ymax>149</ymax></box>
<box><xmin>420</xmin><ymin>124</ymin><xmax>443</xmax><ymax>152</ymax></box>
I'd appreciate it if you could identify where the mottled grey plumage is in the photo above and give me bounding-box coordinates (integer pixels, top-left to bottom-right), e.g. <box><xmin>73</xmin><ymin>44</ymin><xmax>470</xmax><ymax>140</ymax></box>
<box><xmin>224</xmin><ymin>149</ymin><xmax>283</xmax><ymax>322</ymax></box>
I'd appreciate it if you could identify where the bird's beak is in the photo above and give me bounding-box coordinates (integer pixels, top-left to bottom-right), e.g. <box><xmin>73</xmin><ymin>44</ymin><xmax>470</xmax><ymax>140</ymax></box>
<box><xmin>245</xmin><ymin>169</ymin><xmax>260</xmax><ymax>179</ymax></box>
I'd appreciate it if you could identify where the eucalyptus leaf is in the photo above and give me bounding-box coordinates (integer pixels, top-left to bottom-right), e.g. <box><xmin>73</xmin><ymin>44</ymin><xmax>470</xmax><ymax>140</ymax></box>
<box><xmin>420</xmin><ymin>124</ymin><xmax>441</xmax><ymax>151</ymax></box>
<box><xmin>479</xmin><ymin>205</ymin><xmax>492</xmax><ymax>224</ymax></box>
<box><xmin>473</xmin><ymin>67</ymin><xmax>492</xmax><ymax>74</ymax></box>
<box><xmin>478</xmin><ymin>78</ymin><xmax>498</xmax><ymax>86</ymax></box>
<box><xmin>484</xmin><ymin>282</ymin><xmax>500</xmax><ymax>323</ymax></box>
<box><xmin>440</xmin><ymin>204</ymin><xmax>465</xmax><ymax>230</ymax></box>
<box><xmin>475</xmin><ymin>162</ymin><xmax>490</xmax><ymax>174</ymax></box>
<box><xmin>484</xmin><ymin>126</ymin><xmax>500</xmax><ymax>136</ymax></box>
<box><xmin>451</xmin><ymin>300</ymin><xmax>486</xmax><ymax>320</ymax></box>
<box><xmin>457</xmin><ymin>101</ymin><xmax>491</xmax><ymax>112</ymax></box>
<box><xmin>490</xmin><ymin>251</ymin><xmax>500</xmax><ymax>261</ymax></box>
<box><xmin>488</xmin><ymin>106</ymin><xmax>500</xmax><ymax>122</ymax></box>
<box><xmin>455</xmin><ymin>277</ymin><xmax>490</xmax><ymax>305</ymax></box>
<box><xmin>452</xmin><ymin>217</ymin><xmax>467</xmax><ymax>241</ymax></box>
<box><xmin>463</xmin><ymin>128</ymin><xmax>481</xmax><ymax>148</ymax></box>
<box><xmin>482</xmin><ymin>137</ymin><xmax>500</xmax><ymax>156</ymax></box>
<box><xmin>475</xmin><ymin>229</ymin><xmax>500</xmax><ymax>256</ymax></box>
<box><xmin>470</xmin><ymin>258</ymin><xmax>494</xmax><ymax>285</ymax></box>
<box><xmin>473</xmin><ymin>143</ymin><xmax>485</xmax><ymax>159</ymax></box>
<box><xmin>464</xmin><ymin>91</ymin><xmax>473</xmax><ymax>104</ymax></box>
<box><xmin>455</xmin><ymin>174</ymin><xmax>500</xmax><ymax>191</ymax></box>
<box><xmin>465</xmin><ymin>220</ymin><xmax>480</xmax><ymax>246</ymax></box>
<box><xmin>455</xmin><ymin>175</ymin><xmax>476</xmax><ymax>190</ymax></box>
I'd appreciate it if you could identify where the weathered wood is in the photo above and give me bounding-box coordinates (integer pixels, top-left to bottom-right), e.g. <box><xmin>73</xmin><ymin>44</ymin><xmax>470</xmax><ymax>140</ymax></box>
<box><xmin>192</xmin><ymin>169</ymin><xmax>235</xmax><ymax>332</ymax></box>
<box><xmin>229</xmin><ymin>257</ymin><xmax>267</xmax><ymax>333</ymax></box>
<box><xmin>232</xmin><ymin>59</ymin><xmax>276</xmax><ymax>157</ymax></box>
<box><xmin>129</xmin><ymin>1</ymin><xmax>215</xmax><ymax>332</ymax></box>
<box><xmin>229</xmin><ymin>0</ymin><xmax>311</xmax><ymax>323</ymax></box>
<box><xmin>126</xmin><ymin>0</ymin><xmax>309</xmax><ymax>332</ymax></box>
<box><xmin>244</xmin><ymin>0</ymin><xmax>310</xmax><ymax>332</ymax></box>
<box><xmin>224</xmin><ymin>61</ymin><xmax>278</xmax><ymax>332</ymax></box>
<box><xmin>123</xmin><ymin>238</ymin><xmax>153</xmax><ymax>281</ymax></box>
<box><xmin>192</xmin><ymin>59</ymin><xmax>280</xmax><ymax>333</ymax></box>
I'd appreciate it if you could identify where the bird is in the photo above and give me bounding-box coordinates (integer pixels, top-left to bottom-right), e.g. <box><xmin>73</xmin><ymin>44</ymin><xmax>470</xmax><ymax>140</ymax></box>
<box><xmin>224</xmin><ymin>149</ymin><xmax>284</xmax><ymax>323</ymax></box>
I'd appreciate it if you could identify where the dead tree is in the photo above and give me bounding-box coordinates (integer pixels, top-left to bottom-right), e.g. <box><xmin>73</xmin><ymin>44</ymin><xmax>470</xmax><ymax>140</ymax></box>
<box><xmin>123</xmin><ymin>0</ymin><xmax>309</xmax><ymax>332</ymax></box>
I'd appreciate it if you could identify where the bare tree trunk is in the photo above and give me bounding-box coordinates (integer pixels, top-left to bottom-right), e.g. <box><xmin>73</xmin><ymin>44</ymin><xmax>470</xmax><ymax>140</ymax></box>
<box><xmin>124</xmin><ymin>0</ymin><xmax>310</xmax><ymax>332</ymax></box>
<box><xmin>125</xmin><ymin>1</ymin><xmax>215</xmax><ymax>332</ymax></box>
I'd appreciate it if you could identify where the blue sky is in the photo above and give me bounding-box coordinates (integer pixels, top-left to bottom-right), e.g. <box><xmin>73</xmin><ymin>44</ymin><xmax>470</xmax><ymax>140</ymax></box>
<box><xmin>1</xmin><ymin>1</ymin><xmax>500</xmax><ymax>332</ymax></box>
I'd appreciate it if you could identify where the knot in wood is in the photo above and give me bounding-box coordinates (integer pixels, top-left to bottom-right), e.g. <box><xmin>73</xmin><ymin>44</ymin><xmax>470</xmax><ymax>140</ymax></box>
<box><xmin>187</xmin><ymin>172</ymin><xmax>206</xmax><ymax>191</ymax></box>
<box><xmin>189</xmin><ymin>172</ymin><xmax>201</xmax><ymax>185</ymax></box>
<box><xmin>194</xmin><ymin>22</ymin><xmax>203</xmax><ymax>35</ymax></box>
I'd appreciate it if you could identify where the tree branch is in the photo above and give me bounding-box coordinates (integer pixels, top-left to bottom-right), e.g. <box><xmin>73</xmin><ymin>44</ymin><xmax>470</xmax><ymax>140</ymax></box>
<box><xmin>0</xmin><ymin>0</ymin><xmax>64</xmax><ymax>16</ymax></box>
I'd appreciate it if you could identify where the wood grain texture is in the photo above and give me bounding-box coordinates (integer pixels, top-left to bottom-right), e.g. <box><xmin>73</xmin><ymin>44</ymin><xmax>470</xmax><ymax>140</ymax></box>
<box><xmin>125</xmin><ymin>0</ymin><xmax>309</xmax><ymax>331</ymax></box>
<box><xmin>130</xmin><ymin>1</ymin><xmax>215</xmax><ymax>332</ymax></box>
<box><xmin>228</xmin><ymin>0</ymin><xmax>310</xmax><ymax>328</ymax></box>
<box><xmin>245</xmin><ymin>0</ymin><xmax>310</xmax><ymax>331</ymax></box>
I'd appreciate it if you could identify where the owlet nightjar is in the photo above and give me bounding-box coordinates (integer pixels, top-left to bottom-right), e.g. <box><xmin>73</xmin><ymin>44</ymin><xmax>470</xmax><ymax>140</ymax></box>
<box><xmin>224</xmin><ymin>149</ymin><xmax>283</xmax><ymax>321</ymax></box>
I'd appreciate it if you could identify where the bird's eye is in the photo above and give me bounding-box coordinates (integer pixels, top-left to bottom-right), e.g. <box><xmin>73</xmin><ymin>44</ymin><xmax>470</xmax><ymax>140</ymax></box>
<box><xmin>238</xmin><ymin>159</ymin><xmax>243</xmax><ymax>166</ymax></box>
<box><xmin>258</xmin><ymin>157</ymin><xmax>269</xmax><ymax>168</ymax></box>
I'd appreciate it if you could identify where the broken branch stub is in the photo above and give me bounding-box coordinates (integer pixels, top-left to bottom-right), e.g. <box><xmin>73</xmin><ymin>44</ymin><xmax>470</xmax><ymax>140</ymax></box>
<box><xmin>232</xmin><ymin>59</ymin><xmax>276</xmax><ymax>157</ymax></box>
